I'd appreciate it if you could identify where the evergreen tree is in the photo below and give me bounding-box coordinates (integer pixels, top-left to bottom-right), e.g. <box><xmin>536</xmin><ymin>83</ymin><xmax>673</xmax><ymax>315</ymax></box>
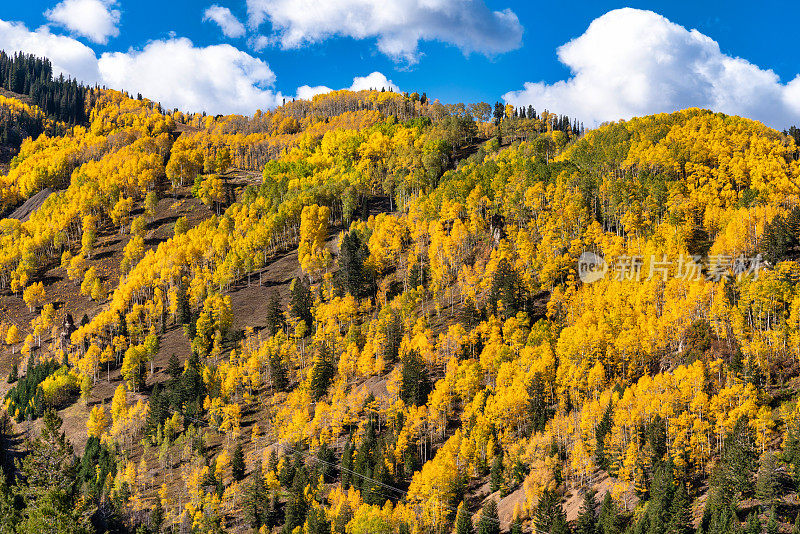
<box><xmin>509</xmin><ymin>517</ymin><xmax>523</xmax><ymax>534</ymax></box>
<box><xmin>476</xmin><ymin>499</ymin><xmax>500</xmax><ymax>534</ymax></box>
<box><xmin>598</xmin><ymin>492</ymin><xmax>620</xmax><ymax>534</ymax></box>
<box><xmin>711</xmin><ymin>416</ymin><xmax>758</xmax><ymax>505</ymax></box>
<box><xmin>232</xmin><ymin>442</ymin><xmax>246</xmax><ymax>482</ymax></box>
<box><xmin>316</xmin><ymin>441</ymin><xmax>336</xmax><ymax>482</ymax></box>
<box><xmin>290</xmin><ymin>277</ymin><xmax>314</xmax><ymax>333</ymax></box>
<box><xmin>340</xmin><ymin>441</ymin><xmax>353</xmax><ymax>489</ymax></box>
<box><xmin>151</xmin><ymin>497</ymin><xmax>164</xmax><ymax>533</ymax></box>
<box><xmin>595</xmin><ymin>402</ymin><xmax>614</xmax><ymax>470</ymax></box>
<box><xmin>766</xmin><ymin>509</ymin><xmax>778</xmax><ymax>534</ymax></box>
<box><xmin>489</xmin><ymin>258</ymin><xmax>526</xmax><ymax>317</ymax></box>
<box><xmin>309</xmin><ymin>341</ymin><xmax>335</xmax><ymax>400</ymax></box>
<box><xmin>535</xmin><ymin>489</ymin><xmax>561</xmax><ymax>534</ymax></box>
<box><xmin>176</xmin><ymin>282</ymin><xmax>190</xmax><ymax>325</ymax></box>
<box><xmin>7</xmin><ymin>362</ymin><xmax>17</xmax><ymax>384</ymax></box>
<box><xmin>266</xmin><ymin>292</ymin><xmax>285</xmax><ymax>336</ymax></box>
<box><xmin>575</xmin><ymin>490</ymin><xmax>597</xmax><ymax>534</ymax></box>
<box><xmin>666</xmin><ymin>483</ymin><xmax>692</xmax><ymax>534</ymax></box>
<box><xmin>337</xmin><ymin>230</ymin><xmax>375</xmax><ymax>298</ymax></box>
<box><xmin>490</xmin><ymin>454</ymin><xmax>503</xmax><ymax>493</ymax></box>
<box><xmin>265</xmin><ymin>492</ymin><xmax>281</xmax><ymax>530</ymax></box>
<box><xmin>284</xmin><ymin>470</ymin><xmax>309</xmax><ymax>534</ymax></box>
<box><xmin>551</xmin><ymin>511</ymin><xmax>572</xmax><ymax>534</ymax></box>
<box><xmin>455</xmin><ymin>501</ymin><xmax>474</xmax><ymax>534</ymax></box>
<box><xmin>745</xmin><ymin>512</ymin><xmax>761</xmax><ymax>534</ymax></box>
<box><xmin>399</xmin><ymin>350</ymin><xmax>431</xmax><ymax>407</ymax></box>
<box><xmin>755</xmin><ymin>452</ymin><xmax>779</xmax><ymax>508</ymax></box>
<box><xmin>333</xmin><ymin>500</ymin><xmax>353</xmax><ymax>534</ymax></box>
<box><xmin>305</xmin><ymin>505</ymin><xmax>331</xmax><ymax>534</ymax></box>
<box><xmin>760</xmin><ymin>207</ymin><xmax>800</xmax><ymax>264</ymax></box>
<box><xmin>15</xmin><ymin>409</ymin><xmax>92</xmax><ymax>533</ymax></box>
<box><xmin>269</xmin><ymin>352</ymin><xmax>289</xmax><ymax>392</ymax></box>
<box><xmin>166</xmin><ymin>353</ymin><xmax>182</xmax><ymax>380</ymax></box>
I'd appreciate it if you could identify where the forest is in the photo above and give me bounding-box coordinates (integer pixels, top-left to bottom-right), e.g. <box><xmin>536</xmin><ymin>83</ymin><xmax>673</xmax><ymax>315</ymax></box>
<box><xmin>0</xmin><ymin>50</ymin><xmax>799</xmax><ymax>534</ymax></box>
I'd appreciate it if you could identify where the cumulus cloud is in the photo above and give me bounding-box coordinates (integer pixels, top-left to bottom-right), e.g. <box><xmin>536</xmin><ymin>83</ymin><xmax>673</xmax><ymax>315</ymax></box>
<box><xmin>0</xmin><ymin>19</ymin><xmax>100</xmax><ymax>82</ymax></box>
<box><xmin>99</xmin><ymin>38</ymin><xmax>282</xmax><ymax>114</ymax></box>
<box><xmin>294</xmin><ymin>71</ymin><xmax>399</xmax><ymax>101</ymax></box>
<box><xmin>246</xmin><ymin>0</ymin><xmax>522</xmax><ymax>64</ymax></box>
<box><xmin>349</xmin><ymin>71</ymin><xmax>399</xmax><ymax>92</ymax></box>
<box><xmin>203</xmin><ymin>5</ymin><xmax>246</xmax><ymax>38</ymax></box>
<box><xmin>0</xmin><ymin>17</ymin><xmax>285</xmax><ymax>115</ymax></box>
<box><xmin>0</xmin><ymin>17</ymin><xmax>402</xmax><ymax>116</ymax></box>
<box><xmin>44</xmin><ymin>0</ymin><xmax>120</xmax><ymax>45</ymax></box>
<box><xmin>502</xmin><ymin>8</ymin><xmax>800</xmax><ymax>129</ymax></box>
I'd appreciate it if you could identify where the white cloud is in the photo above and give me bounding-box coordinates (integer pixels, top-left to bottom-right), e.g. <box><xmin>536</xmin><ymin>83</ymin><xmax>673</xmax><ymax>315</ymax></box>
<box><xmin>98</xmin><ymin>38</ymin><xmax>282</xmax><ymax>114</ymax></box>
<box><xmin>203</xmin><ymin>5</ymin><xmax>246</xmax><ymax>38</ymax></box>
<box><xmin>295</xmin><ymin>84</ymin><xmax>332</xmax><ymax>101</ymax></box>
<box><xmin>0</xmin><ymin>18</ymin><xmax>400</xmax><ymax>116</ymax></box>
<box><xmin>0</xmin><ymin>19</ymin><xmax>100</xmax><ymax>82</ymax></box>
<box><xmin>349</xmin><ymin>71</ymin><xmax>399</xmax><ymax>92</ymax></box>
<box><xmin>245</xmin><ymin>0</ymin><xmax>522</xmax><ymax>64</ymax></box>
<box><xmin>44</xmin><ymin>0</ymin><xmax>120</xmax><ymax>45</ymax></box>
<box><xmin>294</xmin><ymin>71</ymin><xmax>399</xmax><ymax>101</ymax></box>
<box><xmin>502</xmin><ymin>8</ymin><xmax>800</xmax><ymax>129</ymax></box>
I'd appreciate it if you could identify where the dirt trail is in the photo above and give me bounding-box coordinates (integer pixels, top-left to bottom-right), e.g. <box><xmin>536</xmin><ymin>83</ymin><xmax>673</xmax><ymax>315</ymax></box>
<box><xmin>7</xmin><ymin>187</ymin><xmax>53</xmax><ymax>221</ymax></box>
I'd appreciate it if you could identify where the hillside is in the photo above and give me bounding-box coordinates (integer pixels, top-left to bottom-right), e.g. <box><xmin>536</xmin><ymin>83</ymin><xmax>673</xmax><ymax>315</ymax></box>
<box><xmin>0</xmin><ymin>55</ymin><xmax>799</xmax><ymax>534</ymax></box>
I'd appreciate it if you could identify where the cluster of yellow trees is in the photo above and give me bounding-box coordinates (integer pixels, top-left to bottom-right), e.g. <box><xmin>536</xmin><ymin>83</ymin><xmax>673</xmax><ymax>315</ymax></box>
<box><xmin>5</xmin><ymin>88</ymin><xmax>800</xmax><ymax>532</ymax></box>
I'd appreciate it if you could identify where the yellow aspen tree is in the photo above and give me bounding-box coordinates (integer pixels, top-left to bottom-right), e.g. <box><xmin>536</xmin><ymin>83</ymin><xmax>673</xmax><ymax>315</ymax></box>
<box><xmin>22</xmin><ymin>281</ymin><xmax>45</xmax><ymax>311</ymax></box>
<box><xmin>5</xmin><ymin>324</ymin><xmax>21</xmax><ymax>354</ymax></box>
<box><xmin>298</xmin><ymin>204</ymin><xmax>332</xmax><ymax>280</ymax></box>
<box><xmin>87</xmin><ymin>405</ymin><xmax>110</xmax><ymax>438</ymax></box>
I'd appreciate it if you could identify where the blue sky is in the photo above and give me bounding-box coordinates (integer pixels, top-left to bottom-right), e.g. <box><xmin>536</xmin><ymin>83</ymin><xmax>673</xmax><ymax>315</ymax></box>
<box><xmin>1</xmin><ymin>1</ymin><xmax>799</xmax><ymax>128</ymax></box>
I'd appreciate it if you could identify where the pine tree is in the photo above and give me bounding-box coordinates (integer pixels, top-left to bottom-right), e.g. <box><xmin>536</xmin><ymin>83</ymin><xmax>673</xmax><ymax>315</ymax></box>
<box><xmin>766</xmin><ymin>509</ymin><xmax>778</xmax><ymax>534</ymax></box>
<box><xmin>711</xmin><ymin>416</ymin><xmax>758</xmax><ymax>505</ymax></box>
<box><xmin>151</xmin><ymin>497</ymin><xmax>164</xmax><ymax>533</ymax></box>
<box><xmin>265</xmin><ymin>492</ymin><xmax>281</xmax><ymax>530</ymax></box>
<box><xmin>264</xmin><ymin>354</ymin><xmax>285</xmax><ymax>394</ymax></box>
<box><xmin>305</xmin><ymin>505</ymin><xmax>331</xmax><ymax>534</ymax></box>
<box><xmin>745</xmin><ymin>512</ymin><xmax>761</xmax><ymax>534</ymax></box>
<box><xmin>455</xmin><ymin>501</ymin><xmax>475</xmax><ymax>534</ymax></box>
<box><xmin>509</xmin><ymin>517</ymin><xmax>523</xmax><ymax>534</ymax></box>
<box><xmin>283</xmin><ymin>465</ymin><xmax>309</xmax><ymax>534</ymax></box>
<box><xmin>551</xmin><ymin>509</ymin><xmax>572</xmax><ymax>534</ymax></box>
<box><xmin>266</xmin><ymin>292</ymin><xmax>285</xmax><ymax>336</ymax></box>
<box><xmin>15</xmin><ymin>409</ymin><xmax>92</xmax><ymax>533</ymax></box>
<box><xmin>476</xmin><ymin>500</ymin><xmax>500</xmax><ymax>534</ymax></box>
<box><xmin>232</xmin><ymin>442</ymin><xmax>246</xmax><ymax>481</ymax></box>
<box><xmin>490</xmin><ymin>454</ymin><xmax>503</xmax><ymax>493</ymax></box>
<box><xmin>7</xmin><ymin>362</ymin><xmax>17</xmax><ymax>384</ymax></box>
<box><xmin>166</xmin><ymin>353</ymin><xmax>181</xmax><ymax>380</ymax></box>
<box><xmin>598</xmin><ymin>492</ymin><xmax>619</xmax><ymax>534</ymax></box>
<box><xmin>309</xmin><ymin>341</ymin><xmax>335</xmax><ymax>400</ymax></box>
<box><xmin>666</xmin><ymin>483</ymin><xmax>692</xmax><ymax>534</ymax></box>
<box><xmin>756</xmin><ymin>452</ymin><xmax>779</xmax><ymax>508</ymax></box>
<box><xmin>176</xmin><ymin>282</ymin><xmax>190</xmax><ymax>325</ymax></box>
<box><xmin>290</xmin><ymin>277</ymin><xmax>314</xmax><ymax>332</ymax></box>
<box><xmin>595</xmin><ymin>402</ymin><xmax>613</xmax><ymax>470</ymax></box>
<box><xmin>316</xmin><ymin>441</ymin><xmax>336</xmax><ymax>482</ymax></box>
<box><xmin>399</xmin><ymin>350</ymin><xmax>431</xmax><ymax>407</ymax></box>
<box><xmin>340</xmin><ymin>441</ymin><xmax>353</xmax><ymax>489</ymax></box>
<box><xmin>535</xmin><ymin>489</ymin><xmax>560</xmax><ymax>534</ymax></box>
<box><xmin>333</xmin><ymin>500</ymin><xmax>352</xmax><ymax>534</ymax></box>
<box><xmin>337</xmin><ymin>230</ymin><xmax>375</xmax><ymax>298</ymax></box>
<box><xmin>575</xmin><ymin>490</ymin><xmax>597</xmax><ymax>534</ymax></box>
<box><xmin>489</xmin><ymin>258</ymin><xmax>525</xmax><ymax>317</ymax></box>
